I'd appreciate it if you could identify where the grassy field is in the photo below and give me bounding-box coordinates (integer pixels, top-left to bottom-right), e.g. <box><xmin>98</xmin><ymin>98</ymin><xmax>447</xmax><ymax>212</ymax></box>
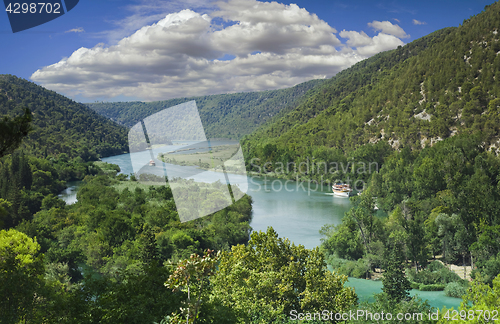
<box><xmin>112</xmin><ymin>178</ymin><xmax>228</xmax><ymax>193</ymax></box>
<box><xmin>160</xmin><ymin>144</ymin><xmax>245</xmax><ymax>173</ymax></box>
<box><xmin>94</xmin><ymin>161</ymin><xmax>120</xmax><ymax>174</ymax></box>
<box><xmin>162</xmin><ymin>145</ymin><xmax>237</xmax><ymax>167</ymax></box>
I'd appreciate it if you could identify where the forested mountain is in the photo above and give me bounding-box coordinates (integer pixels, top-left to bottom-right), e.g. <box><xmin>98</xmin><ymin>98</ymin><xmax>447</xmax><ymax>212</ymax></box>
<box><xmin>87</xmin><ymin>79</ymin><xmax>324</xmax><ymax>139</ymax></box>
<box><xmin>233</xmin><ymin>2</ymin><xmax>500</xmax><ymax>298</ymax></box>
<box><xmin>242</xmin><ymin>2</ymin><xmax>500</xmax><ymax>162</ymax></box>
<box><xmin>279</xmin><ymin>2</ymin><xmax>500</xmax><ymax>302</ymax></box>
<box><xmin>0</xmin><ymin>75</ymin><xmax>129</xmax><ymax>160</ymax></box>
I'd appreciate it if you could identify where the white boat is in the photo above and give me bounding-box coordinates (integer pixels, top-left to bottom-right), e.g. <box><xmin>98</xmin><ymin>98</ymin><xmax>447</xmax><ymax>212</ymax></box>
<box><xmin>332</xmin><ymin>183</ymin><xmax>352</xmax><ymax>197</ymax></box>
<box><xmin>149</xmin><ymin>160</ymin><xmax>156</xmax><ymax>166</ymax></box>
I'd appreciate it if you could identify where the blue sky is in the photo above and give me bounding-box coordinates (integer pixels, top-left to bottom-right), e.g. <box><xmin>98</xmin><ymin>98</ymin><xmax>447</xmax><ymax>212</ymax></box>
<box><xmin>1</xmin><ymin>0</ymin><xmax>496</xmax><ymax>102</ymax></box>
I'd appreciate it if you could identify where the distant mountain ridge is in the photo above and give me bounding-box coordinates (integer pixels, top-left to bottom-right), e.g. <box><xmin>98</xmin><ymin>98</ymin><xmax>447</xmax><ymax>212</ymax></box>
<box><xmin>0</xmin><ymin>75</ymin><xmax>128</xmax><ymax>160</ymax></box>
<box><xmin>86</xmin><ymin>79</ymin><xmax>324</xmax><ymax>140</ymax></box>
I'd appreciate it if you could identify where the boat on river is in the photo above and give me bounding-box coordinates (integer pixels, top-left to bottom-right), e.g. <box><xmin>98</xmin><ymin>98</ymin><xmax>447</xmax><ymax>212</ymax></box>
<box><xmin>332</xmin><ymin>183</ymin><xmax>352</xmax><ymax>197</ymax></box>
<box><xmin>149</xmin><ymin>160</ymin><xmax>156</xmax><ymax>166</ymax></box>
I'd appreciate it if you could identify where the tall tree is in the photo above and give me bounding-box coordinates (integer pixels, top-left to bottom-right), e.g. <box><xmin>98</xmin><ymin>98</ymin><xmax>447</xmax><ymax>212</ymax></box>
<box><xmin>0</xmin><ymin>108</ymin><xmax>31</xmax><ymax>159</ymax></box>
<box><xmin>382</xmin><ymin>232</ymin><xmax>411</xmax><ymax>303</ymax></box>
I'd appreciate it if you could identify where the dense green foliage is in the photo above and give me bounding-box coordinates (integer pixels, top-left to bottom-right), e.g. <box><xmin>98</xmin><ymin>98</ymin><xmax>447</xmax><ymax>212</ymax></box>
<box><xmin>159</xmin><ymin>229</ymin><xmax>358</xmax><ymax>324</ymax></box>
<box><xmin>321</xmin><ymin>134</ymin><xmax>500</xmax><ymax>302</ymax></box>
<box><xmin>437</xmin><ymin>274</ymin><xmax>500</xmax><ymax>323</ymax></box>
<box><xmin>4</xmin><ymin>3</ymin><xmax>500</xmax><ymax>322</ymax></box>
<box><xmin>381</xmin><ymin>236</ymin><xmax>411</xmax><ymax>303</ymax></box>
<box><xmin>87</xmin><ymin>79</ymin><xmax>323</xmax><ymax>140</ymax></box>
<box><xmin>242</xmin><ymin>3</ymin><xmax>500</xmax><ymax>178</ymax></box>
<box><xmin>406</xmin><ymin>261</ymin><xmax>464</xmax><ymax>288</ymax></box>
<box><xmin>0</xmin><ymin>168</ymin><xmax>254</xmax><ymax>323</ymax></box>
<box><xmin>0</xmin><ymin>107</ymin><xmax>31</xmax><ymax>159</ymax></box>
<box><xmin>2</xmin><ymin>199</ymin><xmax>362</xmax><ymax>324</ymax></box>
<box><xmin>0</xmin><ymin>75</ymin><xmax>129</xmax><ymax>160</ymax></box>
<box><xmin>24</xmin><ymin>173</ymin><xmax>252</xmax><ymax>276</ymax></box>
<box><xmin>210</xmin><ymin>228</ymin><xmax>357</xmax><ymax>323</ymax></box>
<box><xmin>444</xmin><ymin>281</ymin><xmax>468</xmax><ymax>298</ymax></box>
<box><xmin>164</xmin><ymin>250</ymin><xmax>219</xmax><ymax>324</ymax></box>
<box><xmin>0</xmin><ymin>74</ymin><xmax>129</xmax><ymax>228</ymax></box>
<box><xmin>0</xmin><ymin>229</ymin><xmax>44</xmax><ymax>323</ymax></box>
<box><xmin>0</xmin><ymin>152</ymin><xmax>101</xmax><ymax>229</ymax></box>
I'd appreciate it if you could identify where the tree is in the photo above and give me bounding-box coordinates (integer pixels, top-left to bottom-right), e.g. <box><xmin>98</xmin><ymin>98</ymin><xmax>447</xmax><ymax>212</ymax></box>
<box><xmin>382</xmin><ymin>232</ymin><xmax>411</xmax><ymax>303</ymax></box>
<box><xmin>320</xmin><ymin>217</ymin><xmax>364</xmax><ymax>260</ymax></box>
<box><xmin>210</xmin><ymin>227</ymin><xmax>357</xmax><ymax>323</ymax></box>
<box><xmin>438</xmin><ymin>274</ymin><xmax>500</xmax><ymax>323</ymax></box>
<box><xmin>470</xmin><ymin>225</ymin><xmax>500</xmax><ymax>284</ymax></box>
<box><xmin>0</xmin><ymin>108</ymin><xmax>32</xmax><ymax>159</ymax></box>
<box><xmin>348</xmin><ymin>194</ymin><xmax>378</xmax><ymax>255</ymax></box>
<box><xmin>0</xmin><ymin>228</ymin><xmax>44</xmax><ymax>323</ymax></box>
<box><xmin>0</xmin><ymin>198</ymin><xmax>11</xmax><ymax>229</ymax></box>
<box><xmin>164</xmin><ymin>249</ymin><xmax>219</xmax><ymax>324</ymax></box>
<box><xmin>435</xmin><ymin>213</ymin><xmax>464</xmax><ymax>264</ymax></box>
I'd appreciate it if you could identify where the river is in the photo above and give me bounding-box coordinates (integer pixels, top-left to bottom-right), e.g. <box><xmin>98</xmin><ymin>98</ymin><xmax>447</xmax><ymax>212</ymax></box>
<box><xmin>59</xmin><ymin>148</ymin><xmax>462</xmax><ymax>310</ymax></box>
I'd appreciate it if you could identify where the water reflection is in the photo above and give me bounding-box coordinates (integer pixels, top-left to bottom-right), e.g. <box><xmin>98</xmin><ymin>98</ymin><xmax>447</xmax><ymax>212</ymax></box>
<box><xmin>58</xmin><ymin>180</ymin><xmax>82</xmax><ymax>205</ymax></box>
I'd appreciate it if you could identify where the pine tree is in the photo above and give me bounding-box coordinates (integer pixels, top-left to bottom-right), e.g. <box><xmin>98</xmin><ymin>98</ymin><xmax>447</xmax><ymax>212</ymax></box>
<box><xmin>140</xmin><ymin>226</ymin><xmax>159</xmax><ymax>265</ymax></box>
<box><xmin>19</xmin><ymin>153</ymin><xmax>32</xmax><ymax>190</ymax></box>
<box><xmin>0</xmin><ymin>108</ymin><xmax>31</xmax><ymax>159</ymax></box>
<box><xmin>382</xmin><ymin>238</ymin><xmax>411</xmax><ymax>303</ymax></box>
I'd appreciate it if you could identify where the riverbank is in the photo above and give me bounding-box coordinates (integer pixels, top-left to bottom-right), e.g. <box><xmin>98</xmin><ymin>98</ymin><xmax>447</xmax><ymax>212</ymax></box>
<box><xmin>346</xmin><ymin>277</ymin><xmax>461</xmax><ymax>309</ymax></box>
<box><xmin>98</xmin><ymin>152</ymin><xmax>461</xmax><ymax>310</ymax></box>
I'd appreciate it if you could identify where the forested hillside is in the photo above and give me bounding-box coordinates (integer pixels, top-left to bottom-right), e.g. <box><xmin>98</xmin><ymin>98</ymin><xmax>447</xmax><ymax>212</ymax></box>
<box><xmin>294</xmin><ymin>2</ymin><xmax>500</xmax><ymax>306</ymax></box>
<box><xmin>0</xmin><ymin>75</ymin><xmax>129</xmax><ymax>160</ymax></box>
<box><xmin>243</xmin><ymin>2</ymin><xmax>500</xmax><ymax>164</ymax></box>
<box><xmin>232</xmin><ymin>2</ymin><xmax>500</xmax><ymax>307</ymax></box>
<box><xmin>87</xmin><ymin>79</ymin><xmax>324</xmax><ymax>139</ymax></box>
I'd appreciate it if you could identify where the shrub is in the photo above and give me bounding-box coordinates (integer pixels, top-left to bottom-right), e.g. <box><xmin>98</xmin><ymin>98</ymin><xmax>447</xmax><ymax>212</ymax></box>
<box><xmin>327</xmin><ymin>257</ymin><xmax>370</xmax><ymax>278</ymax></box>
<box><xmin>438</xmin><ymin>267</ymin><xmax>461</xmax><ymax>283</ymax></box>
<box><xmin>444</xmin><ymin>282</ymin><xmax>468</xmax><ymax>298</ymax></box>
<box><xmin>407</xmin><ymin>264</ymin><xmax>462</xmax><ymax>285</ymax></box>
<box><xmin>419</xmin><ymin>284</ymin><xmax>445</xmax><ymax>291</ymax></box>
<box><xmin>410</xmin><ymin>281</ymin><xmax>420</xmax><ymax>290</ymax></box>
<box><xmin>408</xmin><ymin>269</ymin><xmax>441</xmax><ymax>284</ymax></box>
<box><xmin>326</xmin><ymin>256</ymin><xmax>348</xmax><ymax>269</ymax></box>
<box><xmin>427</xmin><ymin>260</ymin><xmax>445</xmax><ymax>272</ymax></box>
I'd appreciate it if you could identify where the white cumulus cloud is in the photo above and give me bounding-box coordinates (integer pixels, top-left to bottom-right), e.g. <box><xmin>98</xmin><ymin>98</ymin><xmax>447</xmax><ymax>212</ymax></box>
<box><xmin>65</xmin><ymin>27</ymin><xmax>85</xmax><ymax>33</ymax></box>
<box><xmin>31</xmin><ymin>0</ymin><xmax>410</xmax><ymax>101</ymax></box>
<box><xmin>412</xmin><ymin>19</ymin><xmax>427</xmax><ymax>25</ymax></box>
<box><xmin>368</xmin><ymin>20</ymin><xmax>409</xmax><ymax>38</ymax></box>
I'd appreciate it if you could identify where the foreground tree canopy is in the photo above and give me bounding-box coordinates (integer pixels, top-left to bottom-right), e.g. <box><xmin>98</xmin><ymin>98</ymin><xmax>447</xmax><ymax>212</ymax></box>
<box><xmin>0</xmin><ymin>229</ymin><xmax>44</xmax><ymax>323</ymax></box>
<box><xmin>210</xmin><ymin>228</ymin><xmax>357</xmax><ymax>323</ymax></box>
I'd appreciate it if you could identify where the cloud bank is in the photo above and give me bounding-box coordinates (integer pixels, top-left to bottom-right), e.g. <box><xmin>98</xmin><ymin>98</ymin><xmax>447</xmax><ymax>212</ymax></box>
<box><xmin>31</xmin><ymin>0</ymin><xmax>408</xmax><ymax>101</ymax></box>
